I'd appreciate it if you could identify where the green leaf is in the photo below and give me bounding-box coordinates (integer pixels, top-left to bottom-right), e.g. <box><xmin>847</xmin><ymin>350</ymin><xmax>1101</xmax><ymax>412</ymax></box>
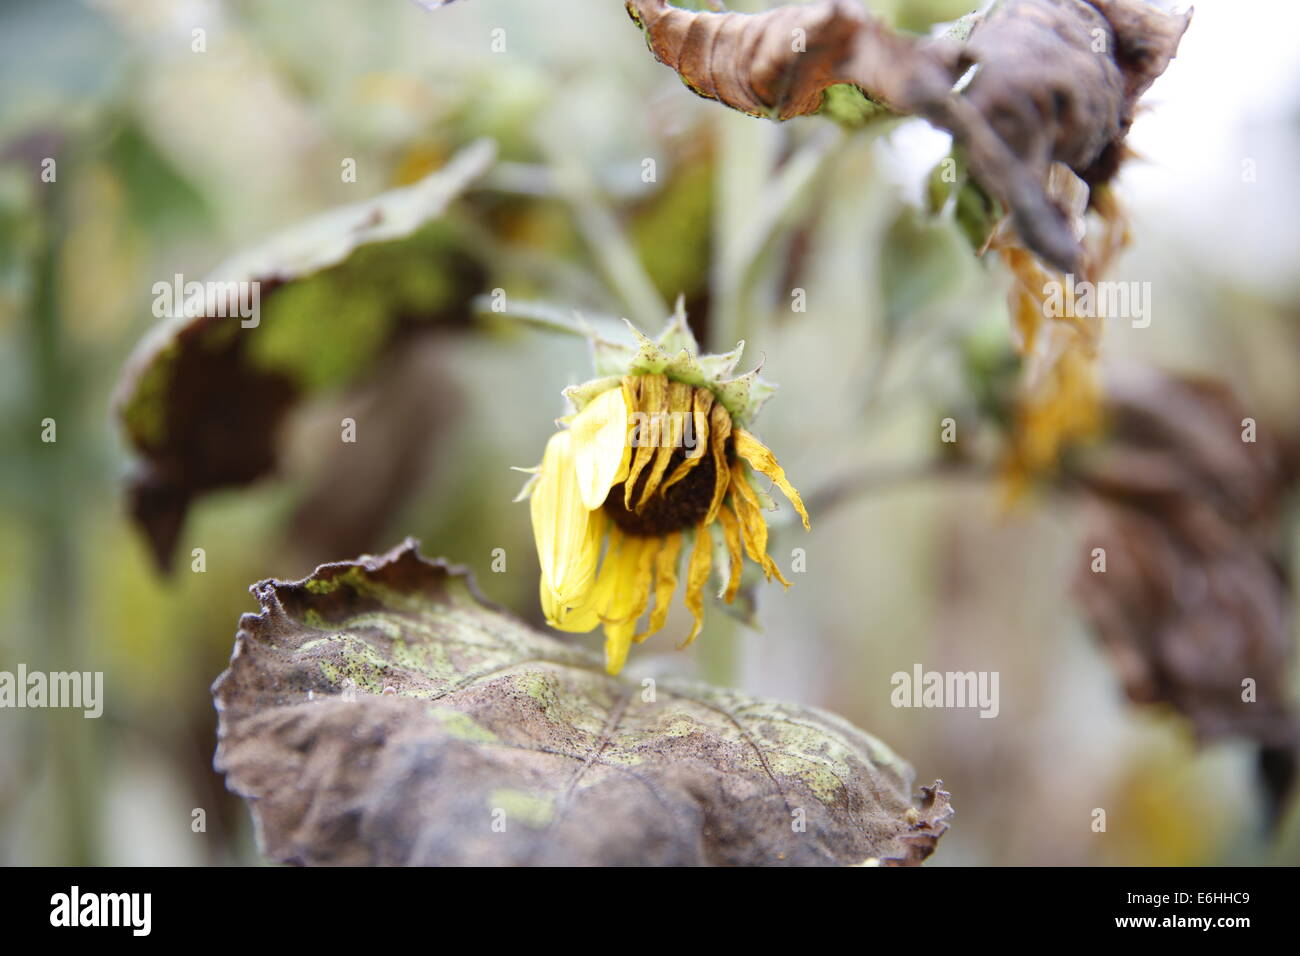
<box><xmin>880</xmin><ymin>204</ymin><xmax>968</xmax><ymax>333</ymax></box>
<box><xmin>817</xmin><ymin>84</ymin><xmax>896</xmax><ymax>130</ymax></box>
<box><xmin>213</xmin><ymin>540</ymin><xmax>953</xmax><ymax>866</ymax></box>
<box><xmin>102</xmin><ymin>115</ymin><xmax>213</xmax><ymax>233</ymax></box>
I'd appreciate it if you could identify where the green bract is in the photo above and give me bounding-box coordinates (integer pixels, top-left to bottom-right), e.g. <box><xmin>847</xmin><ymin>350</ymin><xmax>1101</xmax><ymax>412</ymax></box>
<box><xmin>565</xmin><ymin>301</ymin><xmax>776</xmax><ymax>428</ymax></box>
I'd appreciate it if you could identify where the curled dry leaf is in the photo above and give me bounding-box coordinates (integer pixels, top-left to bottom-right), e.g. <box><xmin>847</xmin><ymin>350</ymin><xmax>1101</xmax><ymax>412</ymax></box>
<box><xmin>1071</xmin><ymin>367</ymin><xmax>1299</xmax><ymax>816</ymax></box>
<box><xmin>213</xmin><ymin>540</ymin><xmax>952</xmax><ymax>866</ymax></box>
<box><xmin>113</xmin><ymin>140</ymin><xmax>495</xmax><ymax>572</ymax></box>
<box><xmin>626</xmin><ymin>0</ymin><xmax>947</xmax><ymax>121</ymax></box>
<box><xmin>1087</xmin><ymin>0</ymin><xmax>1194</xmax><ymax>112</ymax></box>
<box><xmin>625</xmin><ymin>0</ymin><xmax>1190</xmax><ymax>272</ymax></box>
<box><xmin>951</xmin><ymin>0</ymin><xmax>1188</xmax><ymax>255</ymax></box>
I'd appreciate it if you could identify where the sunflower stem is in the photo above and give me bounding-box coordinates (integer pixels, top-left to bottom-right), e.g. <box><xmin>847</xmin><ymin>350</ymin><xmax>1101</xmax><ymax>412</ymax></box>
<box><xmin>697</xmin><ymin>613</ymin><xmax>740</xmax><ymax>686</ymax></box>
<box><xmin>536</xmin><ymin>127</ymin><xmax>670</xmax><ymax>330</ymax></box>
<box><xmin>712</xmin><ymin>122</ymin><xmax>844</xmax><ymax>349</ymax></box>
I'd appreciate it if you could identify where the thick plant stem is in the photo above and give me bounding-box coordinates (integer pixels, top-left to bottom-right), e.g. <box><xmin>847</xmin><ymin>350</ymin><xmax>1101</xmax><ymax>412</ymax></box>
<box><xmin>29</xmin><ymin>155</ymin><xmax>95</xmax><ymax>865</ymax></box>
<box><xmin>697</xmin><ymin>610</ymin><xmax>740</xmax><ymax>687</ymax></box>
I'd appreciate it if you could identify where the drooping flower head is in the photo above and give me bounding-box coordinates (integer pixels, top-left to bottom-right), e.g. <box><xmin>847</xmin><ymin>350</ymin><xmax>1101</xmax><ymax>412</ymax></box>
<box><xmin>519</xmin><ymin>306</ymin><xmax>809</xmax><ymax>674</ymax></box>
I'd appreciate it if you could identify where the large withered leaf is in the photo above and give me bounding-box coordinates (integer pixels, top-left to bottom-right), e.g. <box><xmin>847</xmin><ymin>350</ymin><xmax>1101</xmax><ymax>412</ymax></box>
<box><xmin>1071</xmin><ymin>368</ymin><xmax>1299</xmax><ymax>816</ymax></box>
<box><xmin>213</xmin><ymin>540</ymin><xmax>952</xmax><ymax>866</ymax></box>
<box><xmin>952</xmin><ymin>0</ymin><xmax>1188</xmax><ymax>248</ymax></box>
<box><xmin>625</xmin><ymin>0</ymin><xmax>1190</xmax><ymax>273</ymax></box>
<box><xmin>113</xmin><ymin>141</ymin><xmax>495</xmax><ymax>573</ymax></box>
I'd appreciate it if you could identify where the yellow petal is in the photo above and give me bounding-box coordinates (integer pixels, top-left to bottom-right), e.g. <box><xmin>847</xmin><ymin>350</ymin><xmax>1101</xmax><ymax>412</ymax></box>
<box><xmin>662</xmin><ymin>387</ymin><xmax>712</xmax><ymax>492</ymax></box>
<box><xmin>598</xmin><ymin>533</ymin><xmax>656</xmax><ymax>628</ymax></box>
<box><xmin>639</xmin><ymin>531</ymin><xmax>682</xmax><ymax>642</ymax></box>
<box><xmin>570</xmin><ymin>385</ymin><xmax>631</xmax><ymax>511</ymax></box>
<box><xmin>703</xmin><ymin>399</ymin><xmax>733</xmax><ymax>524</ymax></box>
<box><xmin>603</xmin><ymin>619</ymin><xmax>636</xmax><ymax>675</ymax></box>
<box><xmin>733</xmin><ymin>428</ymin><xmax>810</xmax><ymax>531</ymax></box>
<box><xmin>549</xmin><ymin>523</ymin><xmax>625</xmax><ymax>634</ymax></box>
<box><xmin>624</xmin><ymin>373</ymin><xmax>666</xmax><ymax>510</ymax></box>
<box><xmin>531</xmin><ymin>430</ymin><xmax>601</xmax><ymax>606</ymax></box>
<box><xmin>540</xmin><ymin>569</ymin><xmax>601</xmax><ymax>632</ymax></box>
<box><xmin>729</xmin><ymin>457</ymin><xmax>762</xmax><ymax>516</ymax></box>
<box><xmin>636</xmin><ymin>380</ymin><xmax>693</xmax><ymax>512</ymax></box>
<box><xmin>681</xmin><ymin>522</ymin><xmax>713</xmax><ymax>647</ymax></box>
<box><xmin>731</xmin><ymin>461</ymin><xmax>791</xmax><ymax>587</ymax></box>
<box><xmin>597</xmin><ymin>532</ymin><xmax>656</xmax><ymax>674</ymax></box>
<box><xmin>715</xmin><ymin>503</ymin><xmax>744</xmax><ymax>604</ymax></box>
<box><xmin>614</xmin><ymin>379</ymin><xmax>638</xmax><ymax>486</ymax></box>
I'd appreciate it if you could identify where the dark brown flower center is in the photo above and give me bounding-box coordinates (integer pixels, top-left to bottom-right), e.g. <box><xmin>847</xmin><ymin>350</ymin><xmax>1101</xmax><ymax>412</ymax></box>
<box><xmin>603</xmin><ymin>448</ymin><xmax>719</xmax><ymax>536</ymax></box>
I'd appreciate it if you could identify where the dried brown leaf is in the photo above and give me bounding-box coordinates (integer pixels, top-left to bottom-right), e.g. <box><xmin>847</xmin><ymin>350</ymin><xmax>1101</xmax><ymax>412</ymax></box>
<box><xmin>213</xmin><ymin>540</ymin><xmax>953</xmax><ymax>866</ymax></box>
<box><xmin>627</xmin><ymin>0</ymin><xmax>938</xmax><ymax>120</ymax></box>
<box><xmin>1072</xmin><ymin>368</ymin><xmax>1299</xmax><ymax>814</ymax></box>
<box><xmin>114</xmin><ymin>142</ymin><xmax>494</xmax><ymax>572</ymax></box>
<box><xmin>626</xmin><ymin>0</ymin><xmax>1191</xmax><ymax>272</ymax></box>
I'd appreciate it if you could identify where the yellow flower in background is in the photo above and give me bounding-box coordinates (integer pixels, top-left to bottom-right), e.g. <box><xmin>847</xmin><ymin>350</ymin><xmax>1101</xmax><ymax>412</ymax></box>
<box><xmin>994</xmin><ymin>167</ymin><xmax>1128</xmax><ymax>497</ymax></box>
<box><xmin>1000</xmin><ymin>242</ymin><xmax>1104</xmax><ymax>497</ymax></box>
<box><xmin>1003</xmin><ymin>339</ymin><xmax>1103</xmax><ymax>498</ymax></box>
<box><xmin>520</xmin><ymin>308</ymin><xmax>808</xmax><ymax>674</ymax></box>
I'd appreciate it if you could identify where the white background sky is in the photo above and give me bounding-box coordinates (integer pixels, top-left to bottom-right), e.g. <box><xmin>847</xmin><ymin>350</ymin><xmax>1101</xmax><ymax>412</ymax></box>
<box><xmin>884</xmin><ymin>1</ymin><xmax>1300</xmax><ymax>292</ymax></box>
<box><xmin>1124</xmin><ymin>0</ymin><xmax>1300</xmax><ymax>290</ymax></box>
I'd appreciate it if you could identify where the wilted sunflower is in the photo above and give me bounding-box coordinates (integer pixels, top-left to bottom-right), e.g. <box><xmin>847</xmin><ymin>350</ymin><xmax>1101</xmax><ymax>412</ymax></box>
<box><xmin>518</xmin><ymin>309</ymin><xmax>809</xmax><ymax>674</ymax></box>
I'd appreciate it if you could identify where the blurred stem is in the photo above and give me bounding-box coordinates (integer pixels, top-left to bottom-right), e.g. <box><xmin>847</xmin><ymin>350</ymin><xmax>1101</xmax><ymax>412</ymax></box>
<box><xmin>29</xmin><ymin>158</ymin><xmax>94</xmax><ymax>864</ymax></box>
<box><xmin>712</xmin><ymin>120</ymin><xmax>844</xmax><ymax>349</ymax></box>
<box><xmin>470</xmin><ymin>295</ymin><xmax>626</xmax><ymax>341</ymax></box>
<box><xmin>697</xmin><ymin>611</ymin><xmax>739</xmax><ymax>687</ymax></box>
<box><xmin>480</xmin><ymin>161</ymin><xmax>653</xmax><ymax>202</ymax></box>
<box><xmin>712</xmin><ymin>112</ymin><xmax>777</xmax><ymax>349</ymax></box>
<box><xmin>457</xmin><ymin>218</ymin><xmax>614</xmax><ymax>309</ymax></box>
<box><xmin>802</xmin><ymin>458</ymin><xmax>991</xmax><ymax>519</ymax></box>
<box><xmin>536</xmin><ymin>131</ymin><xmax>669</xmax><ymax>329</ymax></box>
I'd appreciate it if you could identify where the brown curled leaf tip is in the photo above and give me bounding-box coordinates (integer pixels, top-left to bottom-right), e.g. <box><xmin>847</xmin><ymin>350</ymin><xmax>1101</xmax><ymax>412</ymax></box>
<box><xmin>627</xmin><ymin>0</ymin><xmax>860</xmax><ymax>120</ymax></box>
<box><xmin>1087</xmin><ymin>0</ymin><xmax>1192</xmax><ymax>110</ymax></box>
<box><xmin>627</xmin><ymin>0</ymin><xmax>1191</xmax><ymax>274</ymax></box>
<box><xmin>626</xmin><ymin>0</ymin><xmax>946</xmax><ymax>121</ymax></box>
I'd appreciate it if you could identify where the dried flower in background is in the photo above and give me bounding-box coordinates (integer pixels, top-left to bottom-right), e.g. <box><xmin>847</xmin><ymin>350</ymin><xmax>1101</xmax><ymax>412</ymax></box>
<box><xmin>1071</xmin><ymin>367</ymin><xmax>1300</xmax><ymax>820</ymax></box>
